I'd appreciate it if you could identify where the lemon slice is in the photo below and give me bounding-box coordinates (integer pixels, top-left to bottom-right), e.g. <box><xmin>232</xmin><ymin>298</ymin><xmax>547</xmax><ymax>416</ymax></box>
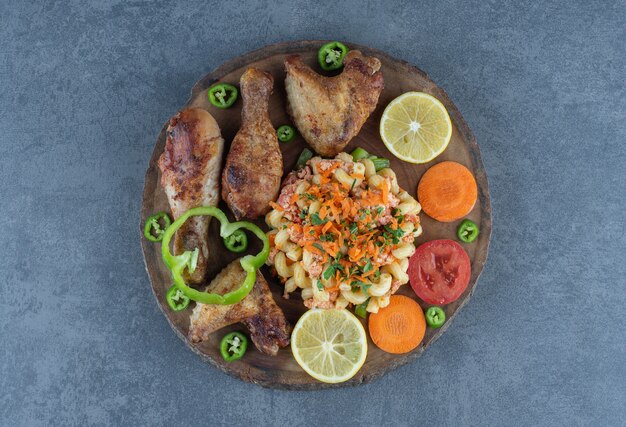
<box><xmin>291</xmin><ymin>309</ymin><xmax>367</xmax><ymax>383</ymax></box>
<box><xmin>380</xmin><ymin>92</ymin><xmax>452</xmax><ymax>164</ymax></box>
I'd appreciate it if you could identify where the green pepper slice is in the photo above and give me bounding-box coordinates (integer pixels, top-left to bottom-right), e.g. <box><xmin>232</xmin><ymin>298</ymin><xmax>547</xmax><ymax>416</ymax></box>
<box><xmin>223</xmin><ymin>229</ymin><xmax>248</xmax><ymax>253</ymax></box>
<box><xmin>370</xmin><ymin>157</ymin><xmax>390</xmax><ymax>171</ymax></box>
<box><xmin>208</xmin><ymin>83</ymin><xmax>238</xmax><ymax>109</ymax></box>
<box><xmin>354</xmin><ymin>299</ymin><xmax>369</xmax><ymax>319</ymax></box>
<box><xmin>144</xmin><ymin>212</ymin><xmax>171</xmax><ymax>242</ymax></box>
<box><xmin>351</xmin><ymin>147</ymin><xmax>370</xmax><ymax>161</ymax></box>
<box><xmin>220</xmin><ymin>331</ymin><xmax>248</xmax><ymax>362</ymax></box>
<box><xmin>166</xmin><ymin>285</ymin><xmax>190</xmax><ymax>311</ymax></box>
<box><xmin>161</xmin><ymin>206</ymin><xmax>269</xmax><ymax>305</ymax></box>
<box><xmin>277</xmin><ymin>125</ymin><xmax>296</xmax><ymax>143</ymax></box>
<box><xmin>425</xmin><ymin>306</ymin><xmax>446</xmax><ymax>328</ymax></box>
<box><xmin>318</xmin><ymin>41</ymin><xmax>349</xmax><ymax>71</ymax></box>
<box><xmin>457</xmin><ymin>219</ymin><xmax>479</xmax><ymax>243</ymax></box>
<box><xmin>296</xmin><ymin>148</ymin><xmax>314</xmax><ymax>170</ymax></box>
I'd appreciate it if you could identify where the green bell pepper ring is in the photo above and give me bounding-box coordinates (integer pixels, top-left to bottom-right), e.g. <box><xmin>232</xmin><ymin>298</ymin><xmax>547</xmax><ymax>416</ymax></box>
<box><xmin>144</xmin><ymin>212</ymin><xmax>171</xmax><ymax>242</ymax></box>
<box><xmin>161</xmin><ymin>206</ymin><xmax>269</xmax><ymax>305</ymax></box>
<box><xmin>166</xmin><ymin>285</ymin><xmax>190</xmax><ymax>311</ymax></box>
<box><xmin>220</xmin><ymin>331</ymin><xmax>248</xmax><ymax>362</ymax></box>
<box><xmin>457</xmin><ymin>219</ymin><xmax>479</xmax><ymax>243</ymax></box>
<box><xmin>425</xmin><ymin>306</ymin><xmax>446</xmax><ymax>328</ymax></box>
<box><xmin>276</xmin><ymin>125</ymin><xmax>296</xmax><ymax>143</ymax></box>
<box><xmin>318</xmin><ymin>41</ymin><xmax>349</xmax><ymax>71</ymax></box>
<box><xmin>208</xmin><ymin>83</ymin><xmax>238</xmax><ymax>109</ymax></box>
<box><xmin>223</xmin><ymin>229</ymin><xmax>248</xmax><ymax>253</ymax></box>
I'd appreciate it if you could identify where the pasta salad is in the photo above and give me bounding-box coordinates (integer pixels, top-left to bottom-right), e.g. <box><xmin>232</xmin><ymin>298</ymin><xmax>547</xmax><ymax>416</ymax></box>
<box><xmin>265</xmin><ymin>152</ymin><xmax>422</xmax><ymax>313</ymax></box>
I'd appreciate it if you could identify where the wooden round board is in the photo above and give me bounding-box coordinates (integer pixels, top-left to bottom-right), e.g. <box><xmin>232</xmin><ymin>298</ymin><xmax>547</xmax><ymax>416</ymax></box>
<box><xmin>141</xmin><ymin>40</ymin><xmax>491</xmax><ymax>389</ymax></box>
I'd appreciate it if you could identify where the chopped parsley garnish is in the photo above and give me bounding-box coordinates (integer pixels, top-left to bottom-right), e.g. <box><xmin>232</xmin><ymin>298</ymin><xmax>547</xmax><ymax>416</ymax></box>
<box><xmin>319</xmin><ymin>233</ymin><xmax>336</xmax><ymax>242</ymax></box>
<box><xmin>310</xmin><ymin>213</ymin><xmax>328</xmax><ymax>225</ymax></box>
<box><xmin>323</xmin><ymin>265</ymin><xmax>336</xmax><ymax>280</ymax></box>
<box><xmin>349</xmin><ymin>222</ymin><xmax>359</xmax><ymax>235</ymax></box>
<box><xmin>362</xmin><ymin>259</ymin><xmax>372</xmax><ymax>272</ymax></box>
<box><xmin>312</xmin><ymin>243</ymin><xmax>324</xmax><ymax>252</ymax></box>
<box><xmin>384</xmin><ymin>224</ymin><xmax>405</xmax><ymax>244</ymax></box>
<box><xmin>316</xmin><ymin>280</ymin><xmax>324</xmax><ymax>291</ymax></box>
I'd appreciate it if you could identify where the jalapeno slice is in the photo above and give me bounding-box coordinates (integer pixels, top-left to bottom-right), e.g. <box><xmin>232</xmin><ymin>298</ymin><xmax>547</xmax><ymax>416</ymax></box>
<box><xmin>276</xmin><ymin>125</ymin><xmax>296</xmax><ymax>143</ymax></box>
<box><xmin>295</xmin><ymin>148</ymin><xmax>314</xmax><ymax>170</ymax></box>
<box><xmin>223</xmin><ymin>229</ymin><xmax>248</xmax><ymax>253</ymax></box>
<box><xmin>425</xmin><ymin>306</ymin><xmax>446</xmax><ymax>328</ymax></box>
<box><xmin>144</xmin><ymin>212</ymin><xmax>171</xmax><ymax>242</ymax></box>
<box><xmin>166</xmin><ymin>285</ymin><xmax>190</xmax><ymax>311</ymax></box>
<box><xmin>318</xmin><ymin>41</ymin><xmax>349</xmax><ymax>71</ymax></box>
<box><xmin>220</xmin><ymin>331</ymin><xmax>248</xmax><ymax>362</ymax></box>
<box><xmin>370</xmin><ymin>157</ymin><xmax>390</xmax><ymax>171</ymax></box>
<box><xmin>208</xmin><ymin>83</ymin><xmax>238</xmax><ymax>109</ymax></box>
<box><xmin>350</xmin><ymin>147</ymin><xmax>370</xmax><ymax>161</ymax></box>
<box><xmin>457</xmin><ymin>219</ymin><xmax>479</xmax><ymax>243</ymax></box>
<box><xmin>354</xmin><ymin>299</ymin><xmax>369</xmax><ymax>319</ymax></box>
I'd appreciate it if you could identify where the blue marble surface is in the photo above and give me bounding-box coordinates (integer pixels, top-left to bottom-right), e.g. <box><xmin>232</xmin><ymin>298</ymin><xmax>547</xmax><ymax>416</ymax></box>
<box><xmin>1</xmin><ymin>0</ymin><xmax>625</xmax><ymax>425</ymax></box>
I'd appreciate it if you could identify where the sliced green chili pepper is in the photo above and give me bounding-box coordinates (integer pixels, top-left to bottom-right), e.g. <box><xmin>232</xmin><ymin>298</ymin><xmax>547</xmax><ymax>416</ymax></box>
<box><xmin>223</xmin><ymin>229</ymin><xmax>248</xmax><ymax>253</ymax></box>
<box><xmin>351</xmin><ymin>147</ymin><xmax>370</xmax><ymax>161</ymax></box>
<box><xmin>355</xmin><ymin>299</ymin><xmax>369</xmax><ymax>319</ymax></box>
<box><xmin>457</xmin><ymin>219</ymin><xmax>479</xmax><ymax>243</ymax></box>
<box><xmin>370</xmin><ymin>157</ymin><xmax>390</xmax><ymax>171</ymax></box>
<box><xmin>208</xmin><ymin>83</ymin><xmax>238</xmax><ymax>109</ymax></box>
<box><xmin>425</xmin><ymin>306</ymin><xmax>446</xmax><ymax>328</ymax></box>
<box><xmin>296</xmin><ymin>148</ymin><xmax>314</xmax><ymax>170</ymax></box>
<box><xmin>277</xmin><ymin>125</ymin><xmax>296</xmax><ymax>143</ymax></box>
<box><xmin>166</xmin><ymin>285</ymin><xmax>190</xmax><ymax>311</ymax></box>
<box><xmin>144</xmin><ymin>212</ymin><xmax>171</xmax><ymax>242</ymax></box>
<box><xmin>220</xmin><ymin>331</ymin><xmax>248</xmax><ymax>362</ymax></box>
<box><xmin>318</xmin><ymin>41</ymin><xmax>349</xmax><ymax>71</ymax></box>
<box><xmin>161</xmin><ymin>206</ymin><xmax>269</xmax><ymax>305</ymax></box>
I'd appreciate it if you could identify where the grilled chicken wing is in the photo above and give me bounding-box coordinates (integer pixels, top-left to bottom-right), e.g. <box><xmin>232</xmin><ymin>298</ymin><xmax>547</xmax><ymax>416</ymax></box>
<box><xmin>222</xmin><ymin>68</ymin><xmax>283</xmax><ymax>220</ymax></box>
<box><xmin>285</xmin><ymin>50</ymin><xmax>384</xmax><ymax>157</ymax></box>
<box><xmin>189</xmin><ymin>260</ymin><xmax>290</xmax><ymax>355</ymax></box>
<box><xmin>158</xmin><ymin>108</ymin><xmax>224</xmax><ymax>284</ymax></box>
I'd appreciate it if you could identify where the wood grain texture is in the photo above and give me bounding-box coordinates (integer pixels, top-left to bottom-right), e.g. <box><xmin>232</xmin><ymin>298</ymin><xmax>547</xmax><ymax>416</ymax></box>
<box><xmin>141</xmin><ymin>40</ymin><xmax>492</xmax><ymax>390</ymax></box>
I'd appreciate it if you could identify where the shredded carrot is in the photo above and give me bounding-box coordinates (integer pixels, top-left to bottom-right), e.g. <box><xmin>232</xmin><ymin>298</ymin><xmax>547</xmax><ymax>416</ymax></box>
<box><xmin>269</xmin><ymin>201</ymin><xmax>284</xmax><ymax>212</ymax></box>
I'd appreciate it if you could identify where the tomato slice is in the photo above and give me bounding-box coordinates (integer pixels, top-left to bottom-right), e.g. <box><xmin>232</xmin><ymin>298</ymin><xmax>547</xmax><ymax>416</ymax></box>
<box><xmin>409</xmin><ymin>239</ymin><xmax>471</xmax><ymax>305</ymax></box>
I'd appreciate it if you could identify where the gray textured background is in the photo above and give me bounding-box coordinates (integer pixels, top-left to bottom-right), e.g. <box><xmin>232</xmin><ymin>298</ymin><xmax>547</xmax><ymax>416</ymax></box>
<box><xmin>1</xmin><ymin>0</ymin><xmax>625</xmax><ymax>425</ymax></box>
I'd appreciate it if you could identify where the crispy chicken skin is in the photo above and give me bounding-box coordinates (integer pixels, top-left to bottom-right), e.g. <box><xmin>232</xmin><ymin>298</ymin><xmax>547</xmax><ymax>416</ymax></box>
<box><xmin>189</xmin><ymin>260</ymin><xmax>290</xmax><ymax>355</ymax></box>
<box><xmin>158</xmin><ymin>108</ymin><xmax>224</xmax><ymax>284</ymax></box>
<box><xmin>222</xmin><ymin>68</ymin><xmax>283</xmax><ymax>220</ymax></box>
<box><xmin>285</xmin><ymin>50</ymin><xmax>384</xmax><ymax>157</ymax></box>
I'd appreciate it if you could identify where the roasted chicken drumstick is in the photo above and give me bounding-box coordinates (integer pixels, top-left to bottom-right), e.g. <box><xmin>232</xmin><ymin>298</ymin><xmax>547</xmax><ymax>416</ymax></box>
<box><xmin>222</xmin><ymin>68</ymin><xmax>283</xmax><ymax>220</ymax></box>
<box><xmin>158</xmin><ymin>108</ymin><xmax>224</xmax><ymax>284</ymax></box>
<box><xmin>285</xmin><ymin>50</ymin><xmax>384</xmax><ymax>157</ymax></box>
<box><xmin>189</xmin><ymin>259</ymin><xmax>291</xmax><ymax>355</ymax></box>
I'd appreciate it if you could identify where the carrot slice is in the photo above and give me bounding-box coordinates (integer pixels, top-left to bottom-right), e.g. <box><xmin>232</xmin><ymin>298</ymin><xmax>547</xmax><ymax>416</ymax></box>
<box><xmin>368</xmin><ymin>295</ymin><xmax>426</xmax><ymax>354</ymax></box>
<box><xmin>417</xmin><ymin>161</ymin><xmax>477</xmax><ymax>222</ymax></box>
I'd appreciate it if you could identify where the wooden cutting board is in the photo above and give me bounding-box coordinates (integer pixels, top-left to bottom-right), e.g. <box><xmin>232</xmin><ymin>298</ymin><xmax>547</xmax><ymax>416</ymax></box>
<box><xmin>141</xmin><ymin>40</ymin><xmax>492</xmax><ymax>389</ymax></box>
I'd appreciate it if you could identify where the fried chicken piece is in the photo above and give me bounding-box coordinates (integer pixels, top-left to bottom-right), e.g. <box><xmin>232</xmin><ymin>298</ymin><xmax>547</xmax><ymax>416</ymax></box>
<box><xmin>158</xmin><ymin>108</ymin><xmax>224</xmax><ymax>284</ymax></box>
<box><xmin>189</xmin><ymin>260</ymin><xmax>290</xmax><ymax>356</ymax></box>
<box><xmin>285</xmin><ymin>50</ymin><xmax>384</xmax><ymax>157</ymax></box>
<box><xmin>222</xmin><ymin>68</ymin><xmax>283</xmax><ymax>220</ymax></box>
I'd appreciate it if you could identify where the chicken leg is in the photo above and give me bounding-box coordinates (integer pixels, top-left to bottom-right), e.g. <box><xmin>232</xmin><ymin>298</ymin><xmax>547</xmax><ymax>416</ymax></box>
<box><xmin>158</xmin><ymin>108</ymin><xmax>224</xmax><ymax>284</ymax></box>
<box><xmin>222</xmin><ymin>68</ymin><xmax>283</xmax><ymax>220</ymax></box>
